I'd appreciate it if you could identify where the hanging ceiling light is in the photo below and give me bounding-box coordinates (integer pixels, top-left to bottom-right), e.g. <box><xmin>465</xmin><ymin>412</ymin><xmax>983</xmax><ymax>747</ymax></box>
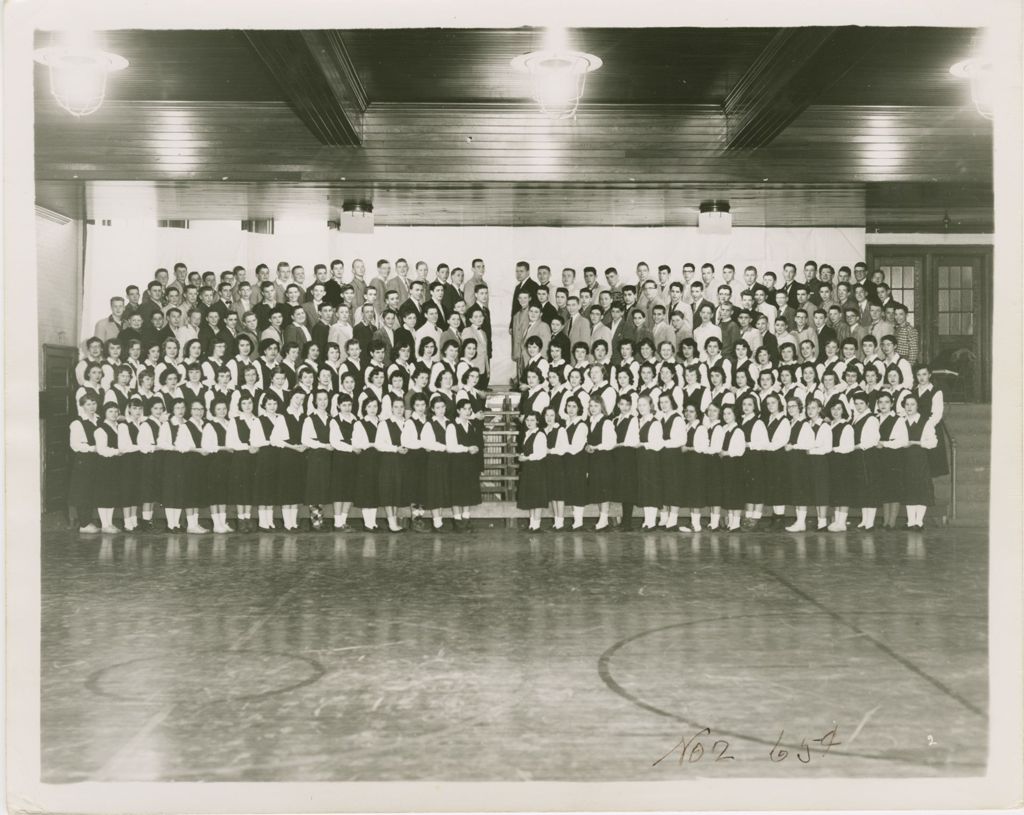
<box><xmin>34</xmin><ymin>45</ymin><xmax>128</xmax><ymax>117</ymax></box>
<box><xmin>511</xmin><ymin>29</ymin><xmax>601</xmax><ymax>120</ymax></box>
<box><xmin>949</xmin><ymin>58</ymin><xmax>994</xmax><ymax>120</ymax></box>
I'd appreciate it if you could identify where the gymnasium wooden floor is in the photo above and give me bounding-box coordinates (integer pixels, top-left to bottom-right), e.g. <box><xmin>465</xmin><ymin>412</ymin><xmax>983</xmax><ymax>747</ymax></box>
<box><xmin>41</xmin><ymin>526</ymin><xmax>988</xmax><ymax>782</ymax></box>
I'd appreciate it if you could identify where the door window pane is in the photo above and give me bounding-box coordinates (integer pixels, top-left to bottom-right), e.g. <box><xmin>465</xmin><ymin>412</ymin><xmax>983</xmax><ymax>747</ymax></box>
<box><xmin>962</xmin><ymin>267</ymin><xmax>973</xmax><ymax>286</ymax></box>
<box><xmin>949</xmin><ymin>314</ymin><xmax>961</xmax><ymax>334</ymax></box>
<box><xmin>904</xmin><ymin>268</ymin><xmax>915</xmax><ymax>286</ymax></box>
<box><xmin>963</xmin><ymin>313</ymin><xmax>974</xmax><ymax>334</ymax></box>
<box><xmin>950</xmin><ymin>290</ymin><xmax>961</xmax><ymax>310</ymax></box>
<box><xmin>962</xmin><ymin>289</ymin><xmax>973</xmax><ymax>310</ymax></box>
<box><xmin>938</xmin><ymin>266</ymin><xmax>949</xmax><ymax>287</ymax></box>
<box><xmin>938</xmin><ymin>314</ymin><xmax>949</xmax><ymax>334</ymax></box>
<box><xmin>903</xmin><ymin>291</ymin><xmax>914</xmax><ymax>310</ymax></box>
<box><xmin>950</xmin><ymin>267</ymin><xmax>961</xmax><ymax>287</ymax></box>
<box><xmin>938</xmin><ymin>291</ymin><xmax>949</xmax><ymax>311</ymax></box>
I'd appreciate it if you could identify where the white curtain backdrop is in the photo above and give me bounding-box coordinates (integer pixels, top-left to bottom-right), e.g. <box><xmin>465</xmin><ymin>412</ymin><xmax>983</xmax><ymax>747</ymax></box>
<box><xmin>82</xmin><ymin>220</ymin><xmax>865</xmax><ymax>381</ymax></box>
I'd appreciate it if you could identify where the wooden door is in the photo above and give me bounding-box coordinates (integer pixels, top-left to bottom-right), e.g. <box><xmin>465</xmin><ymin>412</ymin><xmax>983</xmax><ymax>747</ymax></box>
<box><xmin>930</xmin><ymin>254</ymin><xmax>986</xmax><ymax>402</ymax></box>
<box><xmin>41</xmin><ymin>345</ymin><xmax>78</xmax><ymax>513</ymax></box>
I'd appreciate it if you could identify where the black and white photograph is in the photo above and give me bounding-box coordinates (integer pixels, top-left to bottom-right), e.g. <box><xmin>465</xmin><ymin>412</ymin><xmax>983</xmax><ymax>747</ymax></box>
<box><xmin>5</xmin><ymin>0</ymin><xmax>1022</xmax><ymax>812</ymax></box>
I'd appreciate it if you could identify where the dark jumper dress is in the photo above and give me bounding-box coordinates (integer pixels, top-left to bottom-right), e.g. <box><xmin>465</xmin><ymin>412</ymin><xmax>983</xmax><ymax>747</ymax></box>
<box><xmin>182</xmin><ymin>421</ymin><xmax>207</xmax><ymax>508</ymax></box>
<box><xmin>561</xmin><ymin>421</ymin><xmax>589</xmax><ymax>507</ymax></box>
<box><xmin>827</xmin><ymin>422</ymin><xmax>853</xmax><ymax>507</ymax></box>
<box><xmin>253</xmin><ymin>416</ymin><xmax>280</xmax><ymax>505</ymax></box>
<box><xmin>278</xmin><ymin>412</ymin><xmax>307</xmax><ymax>505</ymax></box>
<box><xmin>422</xmin><ymin>419</ymin><xmax>451</xmax><ymax>511</ymax></box>
<box><xmin>612</xmin><ymin>417</ymin><xmax>638</xmax><ymax>506</ymax></box>
<box><xmin>516</xmin><ymin>430</ymin><xmax>548</xmax><ymax>510</ymax></box>
<box><xmin>228</xmin><ymin>417</ymin><xmax>256</xmax><ymax>506</ymax></box>
<box><xmin>903</xmin><ymin>416</ymin><xmax>935</xmax><ymax>506</ymax></box>
<box><xmin>377</xmin><ymin>420</ymin><xmax>406</xmax><ymax>506</ymax></box>
<box><xmin>353</xmin><ymin>418</ymin><xmax>381</xmax><ymax>509</ymax></box>
<box><xmin>762</xmin><ymin>417</ymin><xmax>789</xmax><ymax>507</ymax></box>
<box><xmin>118</xmin><ymin>422</ymin><xmax>143</xmax><ymax>507</ymax></box>
<box><xmin>636</xmin><ymin>418</ymin><xmax>662</xmax><ymax>508</ymax></box>
<box><xmin>658</xmin><ymin>414</ymin><xmax>681</xmax><ymax>505</ymax></box>
<box><xmin>876</xmin><ymin>414</ymin><xmax>903</xmax><ymax>503</ymax></box>
<box><xmin>205</xmin><ymin>421</ymin><xmax>232</xmax><ymax>505</ymax></box>
<box><xmin>95</xmin><ymin>422</ymin><xmax>121</xmax><ymax>507</ymax></box>
<box><xmin>680</xmin><ymin>423</ymin><xmax>707</xmax><ymax>509</ymax></box>
<box><xmin>139</xmin><ymin>418</ymin><xmax>162</xmax><ymax>504</ymax></box>
<box><xmin>449</xmin><ymin>420</ymin><xmax>482</xmax><ymax>506</ymax></box>
<box><xmin>329</xmin><ymin>416</ymin><xmax>358</xmax><ymax>503</ymax></box>
<box><xmin>719</xmin><ymin>426</ymin><xmax>745</xmax><ymax>511</ymax></box>
<box><xmin>585</xmin><ymin>418</ymin><xmax>615</xmax><ymax>504</ymax></box>
<box><xmin>542</xmin><ymin>426</ymin><xmax>565</xmax><ymax>503</ymax></box>
<box><xmin>69</xmin><ymin>417</ymin><xmax>100</xmax><ymax>521</ymax></box>
<box><xmin>304</xmin><ymin>413</ymin><xmax>334</xmax><ymax>504</ymax></box>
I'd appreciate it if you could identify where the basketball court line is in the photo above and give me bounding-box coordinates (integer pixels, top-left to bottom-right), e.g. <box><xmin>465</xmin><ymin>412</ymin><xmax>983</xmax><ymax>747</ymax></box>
<box><xmin>759</xmin><ymin>567</ymin><xmax>986</xmax><ymax>718</ymax></box>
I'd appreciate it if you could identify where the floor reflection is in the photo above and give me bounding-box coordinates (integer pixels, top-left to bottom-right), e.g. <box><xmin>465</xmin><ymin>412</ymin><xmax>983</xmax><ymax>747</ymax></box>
<box><xmin>42</xmin><ymin>527</ymin><xmax>986</xmax><ymax>782</ymax></box>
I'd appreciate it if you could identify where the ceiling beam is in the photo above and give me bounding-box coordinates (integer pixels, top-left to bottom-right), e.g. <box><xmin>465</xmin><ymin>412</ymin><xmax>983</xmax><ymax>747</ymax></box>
<box><xmin>243</xmin><ymin>30</ymin><xmax>367</xmax><ymax>146</ymax></box>
<box><xmin>723</xmin><ymin>27</ymin><xmax>876</xmax><ymax>150</ymax></box>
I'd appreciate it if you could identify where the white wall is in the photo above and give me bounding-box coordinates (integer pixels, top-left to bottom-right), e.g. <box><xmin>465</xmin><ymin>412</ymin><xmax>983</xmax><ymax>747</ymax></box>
<box><xmin>82</xmin><ymin>221</ymin><xmax>865</xmax><ymax>381</ymax></box>
<box><xmin>36</xmin><ymin>210</ymin><xmax>83</xmax><ymax>359</ymax></box>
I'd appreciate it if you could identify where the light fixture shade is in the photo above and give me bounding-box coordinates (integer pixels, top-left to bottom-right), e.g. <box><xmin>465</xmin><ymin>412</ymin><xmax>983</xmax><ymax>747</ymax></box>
<box><xmin>698</xmin><ymin>201</ymin><xmax>732</xmax><ymax>234</ymax></box>
<box><xmin>949</xmin><ymin>58</ymin><xmax>994</xmax><ymax>120</ymax></box>
<box><xmin>34</xmin><ymin>46</ymin><xmax>128</xmax><ymax>117</ymax></box>
<box><xmin>511</xmin><ymin>50</ymin><xmax>602</xmax><ymax>119</ymax></box>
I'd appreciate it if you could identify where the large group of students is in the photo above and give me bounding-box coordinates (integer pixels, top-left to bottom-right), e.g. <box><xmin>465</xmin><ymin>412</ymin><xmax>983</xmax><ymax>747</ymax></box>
<box><xmin>68</xmin><ymin>256</ymin><xmax>946</xmax><ymax>536</ymax></box>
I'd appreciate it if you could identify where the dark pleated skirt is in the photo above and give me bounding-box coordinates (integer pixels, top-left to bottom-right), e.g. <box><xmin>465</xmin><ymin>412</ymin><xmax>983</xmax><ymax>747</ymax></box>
<box><xmin>403</xmin><ymin>449</ymin><xmax>427</xmax><ymax>505</ymax></box>
<box><xmin>740</xmin><ymin>450</ymin><xmax>766</xmax><ymax>505</ymax></box>
<box><xmin>876</xmin><ymin>447</ymin><xmax>903</xmax><ymax>502</ymax></box>
<box><xmin>680</xmin><ymin>450</ymin><xmax>706</xmax><ymax>509</ymax></box>
<box><xmin>449</xmin><ymin>452</ymin><xmax>481</xmax><ymax>506</ymax></box>
<box><xmin>161</xmin><ymin>451</ymin><xmax>185</xmax><ymax>508</ymax></box>
<box><xmin>422</xmin><ymin>451</ymin><xmax>450</xmax><ymax>510</ymax></box>
<box><xmin>354</xmin><ymin>449</ymin><xmax>380</xmax><ymax>508</ymax></box>
<box><xmin>305</xmin><ymin>448</ymin><xmax>334</xmax><ymax>504</ymax></box>
<box><xmin>69</xmin><ymin>452</ymin><xmax>99</xmax><ymax>513</ymax></box>
<box><xmin>544</xmin><ymin>453</ymin><xmax>565</xmax><ymax>502</ymax></box>
<box><xmin>658</xmin><ymin>449</ymin><xmax>679</xmax><ymax>506</ymax></box>
<box><xmin>228</xmin><ymin>448</ymin><xmax>256</xmax><ymax>505</ymax></box>
<box><xmin>516</xmin><ymin>458</ymin><xmax>548</xmax><ymax>510</ymax></box>
<box><xmin>138</xmin><ymin>451</ymin><xmax>160</xmax><ymax>503</ymax></box>
<box><xmin>562</xmin><ymin>452</ymin><xmax>588</xmax><ymax>506</ymax></box>
<box><xmin>330</xmin><ymin>450</ymin><xmax>358</xmax><ymax>503</ymax></box>
<box><xmin>720</xmin><ymin>456</ymin><xmax>745</xmax><ymax>510</ymax></box>
<box><xmin>585</xmin><ymin>451</ymin><xmax>615</xmax><ymax>503</ymax></box>
<box><xmin>277</xmin><ymin>448</ymin><xmax>306</xmax><ymax>505</ymax></box>
<box><xmin>763</xmin><ymin>449</ymin><xmax>789</xmax><ymax>506</ymax></box>
<box><xmin>636</xmin><ymin>449</ymin><xmax>661</xmax><ymax>507</ymax></box>
<box><xmin>96</xmin><ymin>456</ymin><xmax>121</xmax><ymax>507</ymax></box>
<box><xmin>182</xmin><ymin>452</ymin><xmax>207</xmax><ymax>508</ymax></box>
<box><xmin>827</xmin><ymin>452</ymin><xmax>853</xmax><ymax>507</ymax></box>
<box><xmin>118</xmin><ymin>451</ymin><xmax>143</xmax><ymax>506</ymax></box>
<box><xmin>929</xmin><ymin>425</ymin><xmax>949</xmax><ymax>477</ymax></box>
<box><xmin>703</xmin><ymin>453</ymin><xmax>723</xmax><ymax>507</ymax></box>
<box><xmin>377</xmin><ymin>451</ymin><xmax>405</xmax><ymax>506</ymax></box>
<box><xmin>205</xmin><ymin>450</ymin><xmax>232</xmax><ymax>505</ymax></box>
<box><xmin>253</xmin><ymin>446</ymin><xmax>281</xmax><ymax>505</ymax></box>
<box><xmin>903</xmin><ymin>446</ymin><xmax>934</xmax><ymax>506</ymax></box>
<box><xmin>784</xmin><ymin>450</ymin><xmax>814</xmax><ymax>507</ymax></box>
<box><xmin>851</xmin><ymin>448</ymin><xmax>878</xmax><ymax>508</ymax></box>
<box><xmin>613</xmin><ymin>448</ymin><xmax>638</xmax><ymax>504</ymax></box>
<box><xmin>809</xmin><ymin>454</ymin><xmax>830</xmax><ymax>507</ymax></box>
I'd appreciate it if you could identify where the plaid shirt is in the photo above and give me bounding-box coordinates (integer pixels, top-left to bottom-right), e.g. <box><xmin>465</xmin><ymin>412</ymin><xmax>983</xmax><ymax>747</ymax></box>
<box><xmin>895</xmin><ymin>322</ymin><xmax>920</xmax><ymax>363</ymax></box>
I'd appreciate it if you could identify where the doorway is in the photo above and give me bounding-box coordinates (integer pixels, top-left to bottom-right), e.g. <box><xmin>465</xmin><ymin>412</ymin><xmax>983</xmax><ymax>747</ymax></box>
<box><xmin>867</xmin><ymin>246</ymin><xmax>992</xmax><ymax>402</ymax></box>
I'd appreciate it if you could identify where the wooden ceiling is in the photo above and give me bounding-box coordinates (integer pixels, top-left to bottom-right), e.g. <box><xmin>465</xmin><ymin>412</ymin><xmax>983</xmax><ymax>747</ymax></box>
<box><xmin>32</xmin><ymin>27</ymin><xmax>993</xmax><ymax>229</ymax></box>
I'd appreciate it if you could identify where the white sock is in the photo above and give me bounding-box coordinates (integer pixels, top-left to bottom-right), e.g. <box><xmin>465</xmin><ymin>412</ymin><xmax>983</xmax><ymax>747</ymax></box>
<box><xmin>658</xmin><ymin>510</ymin><xmax>668</xmax><ymax>526</ymax></box>
<box><xmin>433</xmin><ymin>516</ymin><xmax>443</xmax><ymax>529</ymax></box>
<box><xmin>861</xmin><ymin>508</ymin><xmax>876</xmax><ymax>527</ymax></box>
<box><xmin>596</xmin><ymin>512</ymin><xmax>608</xmax><ymax>528</ymax></box>
<box><xmin>453</xmin><ymin>510</ymin><xmax>463</xmax><ymax>520</ymax></box>
<box><xmin>142</xmin><ymin>508</ymin><xmax>153</xmax><ymax>521</ymax></box>
<box><xmin>362</xmin><ymin>509</ymin><xmax>377</xmax><ymax>528</ymax></box>
<box><xmin>690</xmin><ymin>512</ymin><xmax>702</xmax><ymax>531</ymax></box>
<box><xmin>572</xmin><ymin>507</ymin><xmax>584</xmax><ymax>526</ymax></box>
<box><xmin>643</xmin><ymin>507</ymin><xmax>657</xmax><ymax>526</ymax></box>
<box><xmin>710</xmin><ymin>512</ymin><xmax>720</xmax><ymax>528</ymax></box>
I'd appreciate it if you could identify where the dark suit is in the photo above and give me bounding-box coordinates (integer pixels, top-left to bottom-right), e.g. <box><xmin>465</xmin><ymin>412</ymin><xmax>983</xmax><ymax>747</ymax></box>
<box><xmin>815</xmin><ymin>325</ymin><xmax>838</xmax><ymax>362</ymax></box>
<box><xmin>372</xmin><ymin>328</ymin><xmax>396</xmax><ymax>362</ymax></box>
<box><xmin>511</xmin><ymin>277</ymin><xmax>540</xmax><ymax>323</ymax></box>
<box><xmin>398</xmin><ymin>298</ymin><xmax>426</xmax><ymax>329</ymax></box>
<box><xmin>394</xmin><ymin>326</ymin><xmax>416</xmax><ymax>358</ymax></box>
<box><xmin>607</xmin><ymin>319</ymin><xmax>627</xmax><ymax>366</ymax></box>
<box><xmin>283</xmin><ymin>322</ymin><xmax>314</xmax><ymax>351</ymax></box>
<box><xmin>440</xmin><ymin>282</ymin><xmax>460</xmax><ymax>315</ymax></box>
<box><xmin>538</xmin><ymin>301</ymin><xmax>559</xmax><ymax>326</ymax></box>
<box><xmin>548</xmin><ymin>331</ymin><xmax>570</xmax><ymax>362</ymax></box>
<box><xmin>311</xmin><ymin>322</ymin><xmax>330</xmax><ymax>357</ymax></box>
<box><xmin>758</xmin><ymin>332</ymin><xmax>780</xmax><ymax>362</ymax></box>
<box><xmin>353</xmin><ymin>321</ymin><xmax>377</xmax><ymax>368</ymax></box>
<box><xmin>691</xmin><ymin>299</ymin><xmax>717</xmax><ymax>328</ymax></box>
